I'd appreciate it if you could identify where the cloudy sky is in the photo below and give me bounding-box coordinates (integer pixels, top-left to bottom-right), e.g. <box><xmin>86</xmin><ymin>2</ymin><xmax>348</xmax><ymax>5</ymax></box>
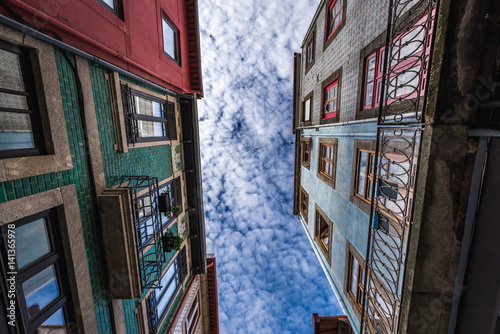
<box><xmin>197</xmin><ymin>0</ymin><xmax>343</xmax><ymax>333</ymax></box>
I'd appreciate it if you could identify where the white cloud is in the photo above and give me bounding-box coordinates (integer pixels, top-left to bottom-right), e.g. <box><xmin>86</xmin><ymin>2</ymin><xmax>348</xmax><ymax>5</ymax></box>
<box><xmin>197</xmin><ymin>0</ymin><xmax>343</xmax><ymax>332</ymax></box>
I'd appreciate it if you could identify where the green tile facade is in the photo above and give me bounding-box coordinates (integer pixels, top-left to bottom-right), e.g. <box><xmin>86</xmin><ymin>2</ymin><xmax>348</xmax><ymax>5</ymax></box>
<box><xmin>0</xmin><ymin>49</ymin><xmax>181</xmax><ymax>334</ymax></box>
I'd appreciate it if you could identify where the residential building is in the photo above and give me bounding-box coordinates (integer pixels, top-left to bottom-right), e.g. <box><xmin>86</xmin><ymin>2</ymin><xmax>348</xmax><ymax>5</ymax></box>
<box><xmin>292</xmin><ymin>0</ymin><xmax>500</xmax><ymax>333</ymax></box>
<box><xmin>0</xmin><ymin>0</ymin><xmax>218</xmax><ymax>333</ymax></box>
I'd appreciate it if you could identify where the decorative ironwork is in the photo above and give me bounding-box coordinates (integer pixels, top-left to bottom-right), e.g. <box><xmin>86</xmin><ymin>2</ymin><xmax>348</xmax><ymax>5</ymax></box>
<box><xmin>362</xmin><ymin>127</ymin><xmax>421</xmax><ymax>334</ymax></box>
<box><xmin>378</xmin><ymin>0</ymin><xmax>437</xmax><ymax>125</ymax></box>
<box><xmin>121</xmin><ymin>84</ymin><xmax>138</xmax><ymax>143</ymax></box>
<box><xmin>146</xmin><ymin>290</ymin><xmax>159</xmax><ymax>334</ymax></box>
<box><xmin>116</xmin><ymin>175</ymin><xmax>165</xmax><ymax>290</ymax></box>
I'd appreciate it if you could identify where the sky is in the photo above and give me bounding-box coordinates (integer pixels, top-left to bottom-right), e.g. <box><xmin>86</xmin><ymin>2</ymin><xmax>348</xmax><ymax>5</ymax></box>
<box><xmin>197</xmin><ymin>1</ymin><xmax>343</xmax><ymax>333</ymax></box>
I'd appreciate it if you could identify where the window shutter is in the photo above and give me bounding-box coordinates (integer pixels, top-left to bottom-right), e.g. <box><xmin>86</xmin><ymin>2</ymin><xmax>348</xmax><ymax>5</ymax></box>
<box><xmin>166</xmin><ymin>101</ymin><xmax>177</xmax><ymax>140</ymax></box>
<box><xmin>178</xmin><ymin>247</ymin><xmax>187</xmax><ymax>281</ymax></box>
<box><xmin>173</xmin><ymin>177</ymin><xmax>182</xmax><ymax>211</ymax></box>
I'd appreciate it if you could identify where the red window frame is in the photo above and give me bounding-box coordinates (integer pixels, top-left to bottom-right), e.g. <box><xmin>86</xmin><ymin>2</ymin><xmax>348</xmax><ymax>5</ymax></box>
<box><xmin>326</xmin><ymin>0</ymin><xmax>343</xmax><ymax>41</ymax></box>
<box><xmin>362</xmin><ymin>9</ymin><xmax>435</xmax><ymax>110</ymax></box>
<box><xmin>323</xmin><ymin>78</ymin><xmax>339</xmax><ymax>119</ymax></box>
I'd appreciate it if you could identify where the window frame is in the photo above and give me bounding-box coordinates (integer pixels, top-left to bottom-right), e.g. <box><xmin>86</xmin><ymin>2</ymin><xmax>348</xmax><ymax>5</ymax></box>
<box><xmin>122</xmin><ymin>85</ymin><xmax>177</xmax><ymax>144</ymax></box>
<box><xmin>96</xmin><ymin>0</ymin><xmax>122</xmax><ymax>18</ymax></box>
<box><xmin>0</xmin><ymin>39</ymin><xmax>45</xmax><ymax>159</ymax></box>
<box><xmin>300</xmin><ymin>187</ymin><xmax>309</xmax><ymax>224</ymax></box>
<box><xmin>185</xmin><ymin>292</ymin><xmax>200</xmax><ymax>334</ymax></box>
<box><xmin>324</xmin><ymin>0</ymin><xmax>346</xmax><ymax>49</ymax></box>
<box><xmin>317</xmin><ymin>138</ymin><xmax>338</xmax><ymax>188</ymax></box>
<box><xmin>146</xmin><ymin>247</ymin><xmax>188</xmax><ymax>334</ymax></box>
<box><xmin>301</xmin><ymin>137</ymin><xmax>311</xmax><ymax>169</ymax></box>
<box><xmin>304</xmin><ymin>28</ymin><xmax>316</xmax><ymax>73</ymax></box>
<box><xmin>320</xmin><ymin>68</ymin><xmax>342</xmax><ymax>124</ymax></box>
<box><xmin>161</xmin><ymin>12</ymin><xmax>180</xmax><ymax>65</ymax></box>
<box><xmin>314</xmin><ymin>205</ymin><xmax>332</xmax><ymax>264</ymax></box>
<box><xmin>343</xmin><ymin>240</ymin><xmax>366</xmax><ymax>320</ymax></box>
<box><xmin>0</xmin><ymin>209</ymin><xmax>76</xmax><ymax>333</ymax></box>
<box><xmin>348</xmin><ymin>252</ymin><xmax>365</xmax><ymax>311</ymax></box>
<box><xmin>358</xmin><ymin>9</ymin><xmax>435</xmax><ymax>117</ymax></box>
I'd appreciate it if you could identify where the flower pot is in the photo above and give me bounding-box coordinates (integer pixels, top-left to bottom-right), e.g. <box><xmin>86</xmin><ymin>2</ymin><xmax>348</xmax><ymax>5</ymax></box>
<box><xmin>158</xmin><ymin>194</ymin><xmax>170</xmax><ymax>213</ymax></box>
<box><xmin>162</xmin><ymin>231</ymin><xmax>174</xmax><ymax>252</ymax></box>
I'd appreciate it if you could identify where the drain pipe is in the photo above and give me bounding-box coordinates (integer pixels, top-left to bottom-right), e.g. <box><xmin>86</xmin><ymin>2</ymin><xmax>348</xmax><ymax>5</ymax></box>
<box><xmin>0</xmin><ymin>12</ymin><xmax>179</xmax><ymax>96</ymax></box>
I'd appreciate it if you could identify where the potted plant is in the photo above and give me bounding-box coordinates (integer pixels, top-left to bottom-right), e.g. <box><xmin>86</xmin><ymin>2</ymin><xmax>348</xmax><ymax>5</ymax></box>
<box><xmin>164</xmin><ymin>205</ymin><xmax>182</xmax><ymax>219</ymax></box>
<box><xmin>158</xmin><ymin>191</ymin><xmax>170</xmax><ymax>213</ymax></box>
<box><xmin>161</xmin><ymin>231</ymin><xmax>184</xmax><ymax>253</ymax></box>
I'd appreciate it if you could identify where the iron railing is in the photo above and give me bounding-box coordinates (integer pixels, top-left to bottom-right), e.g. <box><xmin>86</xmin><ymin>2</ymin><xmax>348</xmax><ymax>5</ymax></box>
<box><xmin>116</xmin><ymin>175</ymin><xmax>165</xmax><ymax>290</ymax></box>
<box><xmin>361</xmin><ymin>0</ymin><xmax>439</xmax><ymax>333</ymax></box>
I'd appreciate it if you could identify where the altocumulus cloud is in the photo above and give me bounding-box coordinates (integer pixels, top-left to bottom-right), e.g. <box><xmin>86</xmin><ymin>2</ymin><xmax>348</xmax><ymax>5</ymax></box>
<box><xmin>198</xmin><ymin>0</ymin><xmax>343</xmax><ymax>333</ymax></box>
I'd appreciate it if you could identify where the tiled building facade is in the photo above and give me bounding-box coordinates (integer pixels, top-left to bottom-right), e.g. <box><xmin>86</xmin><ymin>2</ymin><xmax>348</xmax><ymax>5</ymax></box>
<box><xmin>0</xmin><ymin>0</ymin><xmax>218</xmax><ymax>333</ymax></box>
<box><xmin>293</xmin><ymin>0</ymin><xmax>500</xmax><ymax>333</ymax></box>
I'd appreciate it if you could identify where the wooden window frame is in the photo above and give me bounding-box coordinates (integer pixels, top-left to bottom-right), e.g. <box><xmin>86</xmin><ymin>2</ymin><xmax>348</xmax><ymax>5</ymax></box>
<box><xmin>301</xmin><ymin>137</ymin><xmax>311</xmax><ymax>169</ymax></box>
<box><xmin>0</xmin><ymin>209</ymin><xmax>76</xmax><ymax>333</ymax></box>
<box><xmin>343</xmin><ymin>240</ymin><xmax>366</xmax><ymax>320</ymax></box>
<box><xmin>317</xmin><ymin>138</ymin><xmax>337</xmax><ymax>188</ymax></box>
<box><xmin>300</xmin><ymin>187</ymin><xmax>309</xmax><ymax>223</ymax></box>
<box><xmin>314</xmin><ymin>205</ymin><xmax>332</xmax><ymax>264</ymax></box>
<box><xmin>161</xmin><ymin>12</ymin><xmax>180</xmax><ymax>65</ymax></box>
<box><xmin>0</xmin><ymin>39</ymin><xmax>45</xmax><ymax>159</ymax></box>
<box><xmin>348</xmin><ymin>253</ymin><xmax>365</xmax><ymax>311</ymax></box>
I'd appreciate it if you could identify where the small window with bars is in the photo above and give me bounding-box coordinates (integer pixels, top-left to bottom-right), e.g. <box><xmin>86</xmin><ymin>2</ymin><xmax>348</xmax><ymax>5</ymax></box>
<box><xmin>122</xmin><ymin>86</ymin><xmax>176</xmax><ymax>143</ymax></box>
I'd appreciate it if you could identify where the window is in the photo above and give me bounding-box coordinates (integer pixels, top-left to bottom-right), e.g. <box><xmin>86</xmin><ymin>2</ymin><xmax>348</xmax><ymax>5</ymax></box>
<box><xmin>122</xmin><ymin>86</ymin><xmax>176</xmax><ymax>143</ymax></box>
<box><xmin>162</xmin><ymin>13</ymin><xmax>179</xmax><ymax>63</ymax></box>
<box><xmin>325</xmin><ymin>0</ymin><xmax>345</xmax><ymax>46</ymax></box>
<box><xmin>134</xmin><ymin>178</ymin><xmax>182</xmax><ymax>251</ymax></box>
<box><xmin>323</xmin><ymin>79</ymin><xmax>339</xmax><ymax>119</ymax></box>
<box><xmin>301</xmin><ymin>91</ymin><xmax>313</xmax><ymax>125</ymax></box>
<box><xmin>300</xmin><ymin>187</ymin><xmax>309</xmax><ymax>223</ymax></box>
<box><xmin>97</xmin><ymin>0</ymin><xmax>121</xmax><ymax>17</ymax></box>
<box><xmin>348</xmin><ymin>253</ymin><xmax>365</xmax><ymax>311</ymax></box>
<box><xmin>315</xmin><ymin>206</ymin><xmax>332</xmax><ymax>263</ymax></box>
<box><xmin>185</xmin><ymin>294</ymin><xmax>200</xmax><ymax>334</ymax></box>
<box><xmin>354</xmin><ymin>146</ymin><xmax>410</xmax><ymax>218</ymax></box>
<box><xmin>362</xmin><ymin>10</ymin><xmax>434</xmax><ymax>110</ymax></box>
<box><xmin>301</xmin><ymin>138</ymin><xmax>311</xmax><ymax>168</ymax></box>
<box><xmin>0</xmin><ymin>210</ymin><xmax>75</xmax><ymax>333</ymax></box>
<box><xmin>0</xmin><ymin>40</ymin><xmax>44</xmax><ymax>158</ymax></box>
<box><xmin>317</xmin><ymin>138</ymin><xmax>337</xmax><ymax>187</ymax></box>
<box><xmin>147</xmin><ymin>247</ymin><xmax>187</xmax><ymax>334</ymax></box>
<box><xmin>304</xmin><ymin>29</ymin><xmax>316</xmax><ymax>73</ymax></box>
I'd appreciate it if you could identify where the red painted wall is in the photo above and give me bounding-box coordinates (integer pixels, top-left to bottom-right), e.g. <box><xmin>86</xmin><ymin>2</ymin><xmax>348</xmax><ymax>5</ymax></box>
<box><xmin>1</xmin><ymin>0</ymin><xmax>199</xmax><ymax>94</ymax></box>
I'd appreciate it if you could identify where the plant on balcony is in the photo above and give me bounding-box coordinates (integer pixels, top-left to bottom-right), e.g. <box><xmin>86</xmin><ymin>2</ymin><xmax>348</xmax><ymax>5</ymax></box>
<box><xmin>164</xmin><ymin>205</ymin><xmax>182</xmax><ymax>219</ymax></box>
<box><xmin>162</xmin><ymin>231</ymin><xmax>184</xmax><ymax>253</ymax></box>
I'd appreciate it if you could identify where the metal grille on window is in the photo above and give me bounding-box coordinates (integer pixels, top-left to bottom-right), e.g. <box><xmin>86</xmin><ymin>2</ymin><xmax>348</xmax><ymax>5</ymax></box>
<box><xmin>116</xmin><ymin>175</ymin><xmax>165</xmax><ymax>290</ymax></box>
<box><xmin>361</xmin><ymin>0</ymin><xmax>438</xmax><ymax>333</ymax></box>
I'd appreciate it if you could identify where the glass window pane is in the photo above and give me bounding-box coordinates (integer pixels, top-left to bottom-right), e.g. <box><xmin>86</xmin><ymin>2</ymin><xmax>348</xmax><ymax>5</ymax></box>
<box><xmin>162</xmin><ymin>19</ymin><xmax>176</xmax><ymax>59</ymax></box>
<box><xmin>23</xmin><ymin>265</ymin><xmax>60</xmax><ymax>318</ymax></box>
<box><xmin>137</xmin><ymin>120</ymin><xmax>164</xmax><ymax>138</ymax></box>
<box><xmin>0</xmin><ymin>92</ymin><xmax>29</xmax><ymax>110</ymax></box>
<box><xmin>350</xmin><ymin>257</ymin><xmax>358</xmax><ymax>296</ymax></box>
<box><xmin>357</xmin><ymin>152</ymin><xmax>368</xmax><ymax>196</ymax></box>
<box><xmin>134</xmin><ymin>96</ymin><xmax>162</xmax><ymax>117</ymax></box>
<box><xmin>37</xmin><ymin>307</ymin><xmax>66</xmax><ymax>330</ymax></box>
<box><xmin>304</xmin><ymin>99</ymin><xmax>310</xmax><ymax>121</ymax></box>
<box><xmin>15</xmin><ymin>218</ymin><xmax>51</xmax><ymax>269</ymax></box>
<box><xmin>367</xmin><ymin>57</ymin><xmax>376</xmax><ymax>77</ymax></box>
<box><xmin>0</xmin><ymin>49</ymin><xmax>25</xmax><ymax>91</ymax></box>
<box><xmin>396</xmin><ymin>66</ymin><xmax>420</xmax><ymax>97</ymax></box>
<box><xmin>365</xmin><ymin>82</ymin><xmax>374</xmax><ymax>106</ymax></box>
<box><xmin>0</xmin><ymin>111</ymin><xmax>35</xmax><ymax>150</ymax></box>
<box><xmin>102</xmin><ymin>0</ymin><xmax>115</xmax><ymax>9</ymax></box>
